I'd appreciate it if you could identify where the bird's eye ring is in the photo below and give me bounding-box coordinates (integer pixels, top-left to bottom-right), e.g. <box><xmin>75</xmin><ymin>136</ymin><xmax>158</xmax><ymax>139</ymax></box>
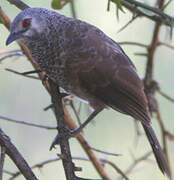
<box><xmin>22</xmin><ymin>18</ymin><xmax>31</xmax><ymax>28</ymax></box>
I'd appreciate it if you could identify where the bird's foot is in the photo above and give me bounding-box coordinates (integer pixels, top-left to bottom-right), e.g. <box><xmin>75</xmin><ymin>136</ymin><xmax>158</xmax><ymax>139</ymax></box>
<box><xmin>50</xmin><ymin>109</ymin><xmax>102</xmax><ymax>150</ymax></box>
<box><xmin>50</xmin><ymin>127</ymin><xmax>80</xmax><ymax>150</ymax></box>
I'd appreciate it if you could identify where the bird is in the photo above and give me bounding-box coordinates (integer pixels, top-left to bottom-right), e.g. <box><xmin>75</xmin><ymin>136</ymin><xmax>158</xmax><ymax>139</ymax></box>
<box><xmin>6</xmin><ymin>7</ymin><xmax>171</xmax><ymax>178</ymax></box>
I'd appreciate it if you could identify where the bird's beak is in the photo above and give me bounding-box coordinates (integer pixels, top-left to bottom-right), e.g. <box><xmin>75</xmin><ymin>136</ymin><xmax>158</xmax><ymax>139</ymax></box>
<box><xmin>6</xmin><ymin>33</ymin><xmax>19</xmax><ymax>45</ymax></box>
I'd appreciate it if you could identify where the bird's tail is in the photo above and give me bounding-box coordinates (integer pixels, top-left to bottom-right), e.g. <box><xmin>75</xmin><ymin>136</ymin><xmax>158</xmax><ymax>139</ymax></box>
<box><xmin>142</xmin><ymin>123</ymin><xmax>171</xmax><ymax>179</ymax></box>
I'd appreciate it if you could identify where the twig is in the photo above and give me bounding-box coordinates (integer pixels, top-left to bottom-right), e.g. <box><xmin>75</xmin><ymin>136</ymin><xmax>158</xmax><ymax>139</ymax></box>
<box><xmin>6</xmin><ymin>0</ymin><xmax>29</xmax><ymax>10</ymax></box>
<box><xmin>70</xmin><ymin>0</ymin><xmax>76</xmax><ymax>19</ymax></box>
<box><xmin>133</xmin><ymin>120</ymin><xmax>143</xmax><ymax>148</ymax></box>
<box><xmin>0</xmin><ymin>115</ymin><xmax>56</xmax><ymax>130</ymax></box>
<box><xmin>117</xmin><ymin>151</ymin><xmax>152</xmax><ymax>180</ymax></box>
<box><xmin>6</xmin><ymin>157</ymin><xmax>88</xmax><ymax>180</ymax></box>
<box><xmin>118</xmin><ymin>0</ymin><xmax>174</xmax><ymax>27</ymax></box>
<box><xmin>165</xmin><ymin>131</ymin><xmax>174</xmax><ymax>141</ymax></box>
<box><xmin>6</xmin><ymin>156</ymin><xmax>126</xmax><ymax>180</ymax></box>
<box><xmin>158</xmin><ymin>42</ymin><xmax>174</xmax><ymax>50</ymax></box>
<box><xmin>2</xmin><ymin>169</ymin><xmax>15</xmax><ymax>176</ymax></box>
<box><xmin>157</xmin><ymin>89</ymin><xmax>174</xmax><ymax>103</ymax></box>
<box><xmin>143</xmin><ymin>0</ymin><xmax>162</xmax><ymax>107</ymax></box>
<box><xmin>0</xmin><ymin>51</ymin><xmax>24</xmax><ymax>62</ymax></box>
<box><xmin>90</xmin><ymin>147</ymin><xmax>121</xmax><ymax>157</ymax></box>
<box><xmin>162</xmin><ymin>0</ymin><xmax>173</xmax><ymax>10</ymax></box>
<box><xmin>0</xmin><ymin>128</ymin><xmax>38</xmax><ymax>180</ymax></box>
<box><xmin>5</xmin><ymin>68</ymin><xmax>39</xmax><ymax>80</ymax></box>
<box><xmin>134</xmin><ymin>52</ymin><xmax>148</xmax><ymax>57</ymax></box>
<box><xmin>107</xmin><ymin>0</ymin><xmax>111</xmax><ymax>11</ymax></box>
<box><xmin>43</xmin><ymin>104</ymin><xmax>54</xmax><ymax>111</ymax></box>
<box><xmin>118</xmin><ymin>41</ymin><xmax>148</xmax><ymax>48</ymax></box>
<box><xmin>117</xmin><ymin>14</ymin><xmax>138</xmax><ymax>33</ymax></box>
<box><xmin>0</xmin><ymin>50</ymin><xmax>22</xmax><ymax>55</ymax></box>
<box><xmin>0</xmin><ymin>7</ymin><xmax>11</xmax><ymax>29</ymax></box>
<box><xmin>0</xmin><ymin>146</ymin><xmax>6</xmax><ymax>180</ymax></box>
<box><xmin>155</xmin><ymin>109</ymin><xmax>170</xmax><ymax>167</ymax></box>
<box><xmin>101</xmin><ymin>159</ymin><xmax>129</xmax><ymax>180</ymax></box>
<box><xmin>69</xmin><ymin>100</ymin><xmax>82</xmax><ymax>126</ymax></box>
<box><xmin>78</xmin><ymin>101</ymin><xmax>82</xmax><ymax>115</ymax></box>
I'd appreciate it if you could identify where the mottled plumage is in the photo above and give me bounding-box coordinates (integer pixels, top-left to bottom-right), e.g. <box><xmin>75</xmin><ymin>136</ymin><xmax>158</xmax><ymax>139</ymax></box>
<box><xmin>6</xmin><ymin>8</ymin><xmax>170</xmax><ymax>178</ymax></box>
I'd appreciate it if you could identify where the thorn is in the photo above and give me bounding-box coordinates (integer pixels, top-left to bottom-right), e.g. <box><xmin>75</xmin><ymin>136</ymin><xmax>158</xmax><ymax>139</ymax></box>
<box><xmin>74</xmin><ymin>166</ymin><xmax>82</xmax><ymax>172</ymax></box>
<box><xmin>44</xmin><ymin>104</ymin><xmax>54</xmax><ymax>111</ymax></box>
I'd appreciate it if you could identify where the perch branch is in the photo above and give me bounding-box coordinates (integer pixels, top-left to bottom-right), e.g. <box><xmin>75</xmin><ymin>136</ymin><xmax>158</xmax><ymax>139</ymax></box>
<box><xmin>0</xmin><ymin>129</ymin><xmax>38</xmax><ymax>180</ymax></box>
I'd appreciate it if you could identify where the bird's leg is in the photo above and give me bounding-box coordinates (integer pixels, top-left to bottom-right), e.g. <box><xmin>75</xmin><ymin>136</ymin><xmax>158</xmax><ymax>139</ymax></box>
<box><xmin>70</xmin><ymin>108</ymin><xmax>103</xmax><ymax>136</ymax></box>
<box><xmin>50</xmin><ymin>108</ymin><xmax>103</xmax><ymax>150</ymax></box>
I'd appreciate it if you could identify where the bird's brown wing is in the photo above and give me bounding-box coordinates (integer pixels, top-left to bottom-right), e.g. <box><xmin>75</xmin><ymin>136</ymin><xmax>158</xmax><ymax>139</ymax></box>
<box><xmin>77</xmin><ymin>52</ymin><xmax>150</xmax><ymax>125</ymax></box>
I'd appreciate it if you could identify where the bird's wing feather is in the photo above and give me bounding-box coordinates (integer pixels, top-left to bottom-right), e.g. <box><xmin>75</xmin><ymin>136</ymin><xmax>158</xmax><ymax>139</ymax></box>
<box><xmin>64</xmin><ymin>23</ymin><xmax>150</xmax><ymax>125</ymax></box>
<box><xmin>77</xmin><ymin>52</ymin><xmax>150</xmax><ymax>125</ymax></box>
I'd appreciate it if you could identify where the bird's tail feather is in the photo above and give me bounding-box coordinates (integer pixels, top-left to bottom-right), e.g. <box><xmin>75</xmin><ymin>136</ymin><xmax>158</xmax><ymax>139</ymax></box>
<box><xmin>142</xmin><ymin>123</ymin><xmax>171</xmax><ymax>179</ymax></box>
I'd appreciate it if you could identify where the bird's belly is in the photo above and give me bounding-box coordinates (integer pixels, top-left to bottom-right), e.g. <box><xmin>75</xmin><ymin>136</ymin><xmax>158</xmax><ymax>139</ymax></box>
<box><xmin>39</xmin><ymin>62</ymin><xmax>106</xmax><ymax>110</ymax></box>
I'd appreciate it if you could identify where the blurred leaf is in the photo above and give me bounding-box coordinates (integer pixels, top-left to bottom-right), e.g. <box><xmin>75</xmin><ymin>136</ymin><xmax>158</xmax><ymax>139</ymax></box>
<box><xmin>0</xmin><ymin>16</ymin><xmax>4</xmax><ymax>24</ymax></box>
<box><xmin>113</xmin><ymin>0</ymin><xmax>124</xmax><ymax>12</ymax></box>
<box><xmin>51</xmin><ymin>0</ymin><xmax>69</xmax><ymax>9</ymax></box>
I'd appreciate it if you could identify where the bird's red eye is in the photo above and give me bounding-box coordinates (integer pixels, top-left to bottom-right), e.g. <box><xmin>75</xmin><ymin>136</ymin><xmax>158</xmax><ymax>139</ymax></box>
<box><xmin>22</xmin><ymin>18</ymin><xmax>31</xmax><ymax>27</ymax></box>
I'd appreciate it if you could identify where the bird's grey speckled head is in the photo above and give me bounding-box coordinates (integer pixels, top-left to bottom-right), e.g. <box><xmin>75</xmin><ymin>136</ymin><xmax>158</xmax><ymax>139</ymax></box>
<box><xmin>6</xmin><ymin>8</ymin><xmax>59</xmax><ymax>45</ymax></box>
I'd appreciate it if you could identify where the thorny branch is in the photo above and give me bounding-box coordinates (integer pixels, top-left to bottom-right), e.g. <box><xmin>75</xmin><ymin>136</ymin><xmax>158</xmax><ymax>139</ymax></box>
<box><xmin>118</xmin><ymin>0</ymin><xmax>174</xmax><ymax>27</ymax></box>
<box><xmin>4</xmin><ymin>156</ymin><xmax>129</xmax><ymax>180</ymax></box>
<box><xmin>0</xmin><ymin>146</ymin><xmax>6</xmax><ymax>180</ymax></box>
<box><xmin>0</xmin><ymin>129</ymin><xmax>38</xmax><ymax>180</ymax></box>
<box><xmin>143</xmin><ymin>0</ymin><xmax>172</xmax><ymax>173</ymax></box>
<box><xmin>48</xmin><ymin>80</ymin><xmax>78</xmax><ymax>180</ymax></box>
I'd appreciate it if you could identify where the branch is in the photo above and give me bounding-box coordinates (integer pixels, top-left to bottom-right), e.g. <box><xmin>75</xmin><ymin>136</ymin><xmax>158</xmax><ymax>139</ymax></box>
<box><xmin>157</xmin><ymin>89</ymin><xmax>174</xmax><ymax>103</ymax></box>
<box><xmin>158</xmin><ymin>42</ymin><xmax>174</xmax><ymax>50</ymax></box>
<box><xmin>0</xmin><ymin>128</ymin><xmax>38</xmax><ymax>180</ymax></box>
<box><xmin>6</xmin><ymin>0</ymin><xmax>29</xmax><ymax>10</ymax></box>
<box><xmin>118</xmin><ymin>0</ymin><xmax>174</xmax><ymax>27</ymax></box>
<box><xmin>155</xmin><ymin>108</ymin><xmax>170</xmax><ymax>168</ymax></box>
<box><xmin>101</xmin><ymin>159</ymin><xmax>129</xmax><ymax>180</ymax></box>
<box><xmin>5</xmin><ymin>68</ymin><xmax>39</xmax><ymax>80</ymax></box>
<box><xmin>70</xmin><ymin>0</ymin><xmax>76</xmax><ymax>19</ymax></box>
<box><xmin>117</xmin><ymin>14</ymin><xmax>139</xmax><ymax>33</ymax></box>
<box><xmin>0</xmin><ymin>146</ymin><xmax>6</xmax><ymax>180</ymax></box>
<box><xmin>0</xmin><ymin>51</ymin><xmax>24</xmax><ymax>62</ymax></box>
<box><xmin>49</xmin><ymin>79</ymin><xmax>78</xmax><ymax>180</ymax></box>
<box><xmin>0</xmin><ymin>115</ymin><xmax>56</xmax><ymax>130</ymax></box>
<box><xmin>165</xmin><ymin>131</ymin><xmax>174</xmax><ymax>141</ymax></box>
<box><xmin>117</xmin><ymin>151</ymin><xmax>152</xmax><ymax>180</ymax></box>
<box><xmin>90</xmin><ymin>147</ymin><xmax>121</xmax><ymax>157</ymax></box>
<box><xmin>7</xmin><ymin>156</ymin><xmax>89</xmax><ymax>180</ymax></box>
<box><xmin>6</xmin><ymin>156</ymin><xmax>127</xmax><ymax>180</ymax></box>
<box><xmin>118</xmin><ymin>41</ymin><xmax>148</xmax><ymax>48</ymax></box>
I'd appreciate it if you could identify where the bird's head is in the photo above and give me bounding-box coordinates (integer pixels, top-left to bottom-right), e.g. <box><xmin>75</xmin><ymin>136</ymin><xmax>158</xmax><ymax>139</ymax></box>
<box><xmin>6</xmin><ymin>8</ymin><xmax>48</xmax><ymax>46</ymax></box>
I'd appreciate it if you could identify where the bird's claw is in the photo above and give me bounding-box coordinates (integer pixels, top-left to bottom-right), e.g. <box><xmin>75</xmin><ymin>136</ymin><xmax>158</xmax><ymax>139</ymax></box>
<box><xmin>49</xmin><ymin>127</ymin><xmax>81</xmax><ymax>150</ymax></box>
